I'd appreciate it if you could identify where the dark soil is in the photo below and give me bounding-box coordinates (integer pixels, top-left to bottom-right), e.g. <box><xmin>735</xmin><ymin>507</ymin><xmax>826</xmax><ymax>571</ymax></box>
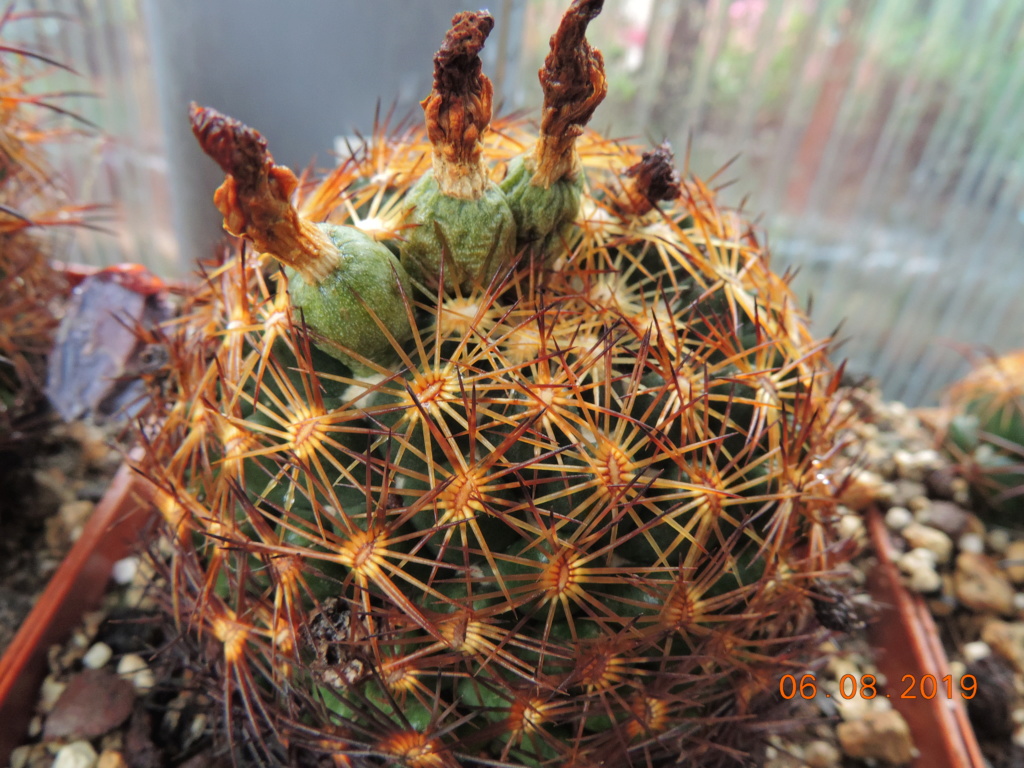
<box><xmin>0</xmin><ymin>418</ymin><xmax>124</xmax><ymax>655</ymax></box>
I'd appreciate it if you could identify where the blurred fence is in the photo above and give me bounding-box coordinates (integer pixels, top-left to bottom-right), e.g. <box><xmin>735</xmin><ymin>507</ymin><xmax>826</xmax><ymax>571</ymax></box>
<box><xmin>10</xmin><ymin>0</ymin><xmax>175</xmax><ymax>275</ymax></box>
<box><xmin>9</xmin><ymin>0</ymin><xmax>1024</xmax><ymax>404</ymax></box>
<box><xmin>516</xmin><ymin>0</ymin><xmax>1024</xmax><ymax>403</ymax></box>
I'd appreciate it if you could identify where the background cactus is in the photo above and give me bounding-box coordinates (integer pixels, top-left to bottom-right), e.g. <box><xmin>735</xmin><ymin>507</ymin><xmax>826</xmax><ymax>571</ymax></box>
<box><xmin>140</xmin><ymin>3</ymin><xmax>855</xmax><ymax>766</ymax></box>
<box><xmin>0</xmin><ymin>11</ymin><xmax>100</xmax><ymax>446</ymax></box>
<box><xmin>941</xmin><ymin>350</ymin><xmax>1024</xmax><ymax>523</ymax></box>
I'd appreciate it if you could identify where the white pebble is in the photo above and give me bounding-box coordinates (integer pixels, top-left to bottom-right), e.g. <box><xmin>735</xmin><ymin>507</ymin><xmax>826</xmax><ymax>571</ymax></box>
<box><xmin>885</xmin><ymin>506</ymin><xmax>913</xmax><ymax>531</ymax></box>
<box><xmin>804</xmin><ymin>739</ymin><xmax>841</xmax><ymax>768</ymax></box>
<box><xmin>835</xmin><ymin>686</ymin><xmax>873</xmax><ymax>721</ymax></box>
<box><xmin>53</xmin><ymin>741</ymin><xmax>98</xmax><ymax>768</ymax></box>
<box><xmin>874</xmin><ymin>482</ymin><xmax>897</xmax><ymax>504</ymax></box>
<box><xmin>1014</xmin><ymin>593</ymin><xmax>1024</xmax><ymax>613</ymax></box>
<box><xmin>903</xmin><ymin>522</ymin><xmax>954</xmax><ymax>564</ymax></box>
<box><xmin>189</xmin><ymin>713</ymin><xmax>208</xmax><ymax>743</ymax></box>
<box><xmin>888</xmin><ymin>401</ymin><xmax>908</xmax><ymax>418</ymax></box>
<box><xmin>908</xmin><ymin>567</ymin><xmax>942</xmax><ymax>593</ymax></box>
<box><xmin>858</xmin><ymin>422</ymin><xmax>880</xmax><ymax>441</ymax></box>
<box><xmin>959</xmin><ymin>533</ymin><xmax>985</xmax><ymax>554</ymax></box>
<box><xmin>1014</xmin><ymin>723</ymin><xmax>1024</xmax><ymax>748</ymax></box>
<box><xmin>898</xmin><ymin>548</ymin><xmax>941</xmax><ymax>593</ymax></box>
<box><xmin>111</xmin><ymin>556</ymin><xmax>140</xmax><ymax>585</ymax></box>
<box><xmin>838</xmin><ymin>515</ymin><xmax>865</xmax><ymax>542</ymax></box>
<box><xmin>962</xmin><ymin>640</ymin><xmax>991</xmax><ymax>663</ymax></box>
<box><xmin>82</xmin><ymin>642</ymin><xmax>113</xmax><ymax>670</ymax></box>
<box><xmin>952</xmin><ymin>478</ymin><xmax>971</xmax><ymax>505</ymax></box>
<box><xmin>117</xmin><ymin>654</ymin><xmax>156</xmax><ymax>692</ymax></box>
<box><xmin>9</xmin><ymin>744</ymin><xmax>32</xmax><ymax>768</ymax></box>
<box><xmin>39</xmin><ymin>676</ymin><xmax>66</xmax><ymax>710</ymax></box>
<box><xmin>893</xmin><ymin>449</ymin><xmax>921</xmax><ymax>479</ymax></box>
<box><xmin>898</xmin><ymin>547</ymin><xmax>938</xmax><ymax>572</ymax></box>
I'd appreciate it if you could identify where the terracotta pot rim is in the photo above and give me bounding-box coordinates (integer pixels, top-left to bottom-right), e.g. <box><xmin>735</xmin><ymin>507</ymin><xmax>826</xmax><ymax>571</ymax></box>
<box><xmin>864</xmin><ymin>505</ymin><xmax>985</xmax><ymax>768</ymax></box>
<box><xmin>0</xmin><ymin>450</ymin><xmax>157</xmax><ymax>764</ymax></box>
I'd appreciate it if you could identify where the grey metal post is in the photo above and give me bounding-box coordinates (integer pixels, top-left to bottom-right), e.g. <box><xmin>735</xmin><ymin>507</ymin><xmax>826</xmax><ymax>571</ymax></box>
<box><xmin>142</xmin><ymin>1</ymin><xmax>521</xmax><ymax>267</ymax></box>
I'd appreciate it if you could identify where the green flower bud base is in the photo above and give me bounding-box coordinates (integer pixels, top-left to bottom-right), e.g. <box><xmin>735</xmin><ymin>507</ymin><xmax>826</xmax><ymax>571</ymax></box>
<box><xmin>400</xmin><ymin>173</ymin><xmax>516</xmax><ymax>294</ymax></box>
<box><xmin>286</xmin><ymin>224</ymin><xmax>413</xmax><ymax>372</ymax></box>
<box><xmin>501</xmin><ymin>154</ymin><xmax>583</xmax><ymax>247</ymax></box>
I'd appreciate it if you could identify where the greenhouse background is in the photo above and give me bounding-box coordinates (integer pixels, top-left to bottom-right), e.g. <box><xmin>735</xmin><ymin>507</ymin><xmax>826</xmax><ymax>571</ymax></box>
<box><xmin>9</xmin><ymin>0</ymin><xmax>1024</xmax><ymax>405</ymax></box>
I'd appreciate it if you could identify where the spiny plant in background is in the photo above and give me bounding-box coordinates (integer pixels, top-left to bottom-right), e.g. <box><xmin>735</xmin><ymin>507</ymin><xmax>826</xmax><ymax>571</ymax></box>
<box><xmin>141</xmin><ymin>2</ymin><xmax>856</xmax><ymax>765</ymax></box>
<box><xmin>941</xmin><ymin>350</ymin><xmax>1024</xmax><ymax>524</ymax></box>
<box><xmin>0</xmin><ymin>8</ymin><xmax>98</xmax><ymax>445</ymax></box>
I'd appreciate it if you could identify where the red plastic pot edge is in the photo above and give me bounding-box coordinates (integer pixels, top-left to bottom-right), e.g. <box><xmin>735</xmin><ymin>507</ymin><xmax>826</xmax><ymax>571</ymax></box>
<box><xmin>0</xmin><ymin>451</ymin><xmax>157</xmax><ymax>764</ymax></box>
<box><xmin>864</xmin><ymin>505</ymin><xmax>985</xmax><ymax>768</ymax></box>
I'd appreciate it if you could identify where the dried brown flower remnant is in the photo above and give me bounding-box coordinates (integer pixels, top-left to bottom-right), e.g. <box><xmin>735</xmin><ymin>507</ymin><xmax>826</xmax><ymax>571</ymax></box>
<box><xmin>188</xmin><ymin>103</ymin><xmax>339</xmax><ymax>283</ymax></box>
<box><xmin>533</xmin><ymin>0</ymin><xmax>607</xmax><ymax>188</ymax></box>
<box><xmin>618</xmin><ymin>142</ymin><xmax>682</xmax><ymax>216</ymax></box>
<box><xmin>422</xmin><ymin>12</ymin><xmax>495</xmax><ymax>199</ymax></box>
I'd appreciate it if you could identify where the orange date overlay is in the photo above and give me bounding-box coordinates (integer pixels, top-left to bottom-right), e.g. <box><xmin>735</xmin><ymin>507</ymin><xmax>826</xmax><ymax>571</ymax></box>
<box><xmin>779</xmin><ymin>673</ymin><xmax>977</xmax><ymax>700</ymax></box>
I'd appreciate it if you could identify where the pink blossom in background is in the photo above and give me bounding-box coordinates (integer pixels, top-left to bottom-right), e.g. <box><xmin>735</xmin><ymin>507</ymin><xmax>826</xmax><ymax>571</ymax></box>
<box><xmin>730</xmin><ymin>0</ymin><xmax>768</xmax><ymax>22</ymax></box>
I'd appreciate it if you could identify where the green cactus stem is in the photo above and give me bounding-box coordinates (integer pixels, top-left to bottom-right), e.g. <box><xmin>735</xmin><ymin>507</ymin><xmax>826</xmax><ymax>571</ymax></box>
<box><xmin>399</xmin><ymin>11</ymin><xmax>515</xmax><ymax>295</ymax></box>
<box><xmin>189</xmin><ymin>103</ymin><xmax>412</xmax><ymax>371</ymax></box>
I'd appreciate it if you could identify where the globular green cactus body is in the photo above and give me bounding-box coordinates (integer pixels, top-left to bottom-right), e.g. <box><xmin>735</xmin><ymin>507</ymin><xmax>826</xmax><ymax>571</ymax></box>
<box><xmin>153</xmin><ymin>4</ymin><xmax>855</xmax><ymax>768</ymax></box>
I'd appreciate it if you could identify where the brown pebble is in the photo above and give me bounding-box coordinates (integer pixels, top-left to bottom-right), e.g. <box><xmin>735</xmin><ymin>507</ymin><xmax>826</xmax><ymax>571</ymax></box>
<box><xmin>124</xmin><ymin>710</ymin><xmax>161</xmax><ymax>768</ymax></box>
<box><xmin>838</xmin><ymin>469</ymin><xmax>884</xmax><ymax>511</ymax></box>
<box><xmin>32</xmin><ymin>467</ymin><xmax>76</xmax><ymax>513</ymax></box>
<box><xmin>914</xmin><ymin>500</ymin><xmax>972</xmax><ymax>538</ymax></box>
<box><xmin>43</xmin><ymin>668</ymin><xmax>136</xmax><ymax>741</ymax></box>
<box><xmin>963</xmin><ymin>655</ymin><xmax>1016</xmax><ymax>740</ymax></box>
<box><xmin>981</xmin><ymin>620</ymin><xmax>1024</xmax><ymax>674</ymax></box>
<box><xmin>955</xmin><ymin>552</ymin><xmax>1016</xmax><ymax>616</ymax></box>
<box><xmin>1004</xmin><ymin>540</ymin><xmax>1024</xmax><ymax>584</ymax></box>
<box><xmin>924</xmin><ymin>465</ymin><xmax>959</xmax><ymax>500</ymax></box>
<box><xmin>836</xmin><ymin>709</ymin><xmax>916</xmax><ymax>765</ymax></box>
<box><xmin>804</xmin><ymin>739</ymin><xmax>841</xmax><ymax>768</ymax></box>
<box><xmin>96</xmin><ymin>750</ymin><xmax>128</xmax><ymax>768</ymax></box>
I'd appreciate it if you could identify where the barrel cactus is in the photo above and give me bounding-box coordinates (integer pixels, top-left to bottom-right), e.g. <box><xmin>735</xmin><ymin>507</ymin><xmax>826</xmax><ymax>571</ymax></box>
<box><xmin>140</xmin><ymin>3</ymin><xmax>854</xmax><ymax>766</ymax></box>
<box><xmin>941</xmin><ymin>350</ymin><xmax>1024</xmax><ymax>522</ymax></box>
